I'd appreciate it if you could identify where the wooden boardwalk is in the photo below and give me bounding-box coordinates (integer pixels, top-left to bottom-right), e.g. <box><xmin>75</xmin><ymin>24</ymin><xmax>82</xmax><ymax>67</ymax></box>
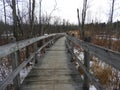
<box><xmin>21</xmin><ymin>37</ymin><xmax>83</xmax><ymax>90</ymax></box>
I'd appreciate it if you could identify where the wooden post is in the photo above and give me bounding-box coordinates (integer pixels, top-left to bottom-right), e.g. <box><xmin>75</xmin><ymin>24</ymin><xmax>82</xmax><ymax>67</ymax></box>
<box><xmin>80</xmin><ymin>0</ymin><xmax>89</xmax><ymax>89</ymax></box>
<box><xmin>26</xmin><ymin>46</ymin><xmax>29</xmax><ymax>59</ymax></box>
<box><xmin>83</xmin><ymin>50</ymin><xmax>90</xmax><ymax>90</ymax></box>
<box><xmin>11</xmin><ymin>1</ymin><xmax>21</xmax><ymax>89</ymax></box>
<box><xmin>11</xmin><ymin>52</ymin><xmax>20</xmax><ymax>90</ymax></box>
<box><xmin>34</xmin><ymin>42</ymin><xmax>38</xmax><ymax>64</ymax></box>
<box><xmin>42</xmin><ymin>38</ymin><xmax>45</xmax><ymax>53</ymax></box>
<box><xmin>10</xmin><ymin>37</ymin><xmax>20</xmax><ymax>90</ymax></box>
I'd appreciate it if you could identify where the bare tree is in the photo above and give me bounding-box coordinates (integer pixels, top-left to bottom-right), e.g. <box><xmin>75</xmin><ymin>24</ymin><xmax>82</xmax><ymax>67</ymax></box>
<box><xmin>28</xmin><ymin>0</ymin><xmax>35</xmax><ymax>37</ymax></box>
<box><xmin>77</xmin><ymin>8</ymin><xmax>81</xmax><ymax>38</ymax></box>
<box><xmin>6</xmin><ymin>0</ymin><xmax>24</xmax><ymax>40</ymax></box>
<box><xmin>3</xmin><ymin>0</ymin><xmax>6</xmax><ymax>27</ymax></box>
<box><xmin>31</xmin><ymin>0</ymin><xmax>35</xmax><ymax>34</ymax></box>
<box><xmin>43</xmin><ymin>0</ymin><xmax>57</xmax><ymax>34</ymax></box>
<box><xmin>39</xmin><ymin>0</ymin><xmax>42</xmax><ymax>35</ymax></box>
<box><xmin>81</xmin><ymin>0</ymin><xmax>88</xmax><ymax>39</ymax></box>
<box><xmin>11</xmin><ymin>0</ymin><xmax>19</xmax><ymax>40</ymax></box>
<box><xmin>108</xmin><ymin>0</ymin><xmax>115</xmax><ymax>23</ymax></box>
<box><xmin>107</xmin><ymin>0</ymin><xmax>115</xmax><ymax>49</ymax></box>
<box><xmin>16</xmin><ymin>0</ymin><xmax>24</xmax><ymax>37</ymax></box>
<box><xmin>80</xmin><ymin>1</ymin><xmax>90</xmax><ymax>90</ymax></box>
<box><xmin>28</xmin><ymin>0</ymin><xmax>33</xmax><ymax>36</ymax></box>
<box><xmin>49</xmin><ymin>0</ymin><xmax>57</xmax><ymax>17</ymax></box>
<box><xmin>3</xmin><ymin>0</ymin><xmax>8</xmax><ymax>38</ymax></box>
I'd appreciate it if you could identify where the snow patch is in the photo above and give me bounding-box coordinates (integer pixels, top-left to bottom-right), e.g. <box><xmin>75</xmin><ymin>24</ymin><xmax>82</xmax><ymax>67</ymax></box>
<box><xmin>90</xmin><ymin>85</ymin><xmax>97</xmax><ymax>90</ymax></box>
<box><xmin>20</xmin><ymin>65</ymin><xmax>33</xmax><ymax>83</ymax></box>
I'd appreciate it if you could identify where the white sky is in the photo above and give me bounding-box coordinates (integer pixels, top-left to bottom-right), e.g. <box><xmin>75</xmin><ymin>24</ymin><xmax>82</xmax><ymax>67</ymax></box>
<box><xmin>0</xmin><ymin>0</ymin><xmax>120</xmax><ymax>24</ymax></box>
<box><xmin>41</xmin><ymin>0</ymin><xmax>120</xmax><ymax>24</ymax></box>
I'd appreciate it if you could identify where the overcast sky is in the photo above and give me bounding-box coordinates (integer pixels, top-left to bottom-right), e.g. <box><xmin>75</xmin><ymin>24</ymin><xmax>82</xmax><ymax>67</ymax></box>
<box><xmin>40</xmin><ymin>0</ymin><xmax>120</xmax><ymax>24</ymax></box>
<box><xmin>0</xmin><ymin>0</ymin><xmax>120</xmax><ymax>24</ymax></box>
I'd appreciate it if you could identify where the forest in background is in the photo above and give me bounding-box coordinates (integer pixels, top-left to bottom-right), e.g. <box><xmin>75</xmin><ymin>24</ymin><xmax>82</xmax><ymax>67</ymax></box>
<box><xmin>0</xmin><ymin>0</ymin><xmax>120</xmax><ymax>50</ymax></box>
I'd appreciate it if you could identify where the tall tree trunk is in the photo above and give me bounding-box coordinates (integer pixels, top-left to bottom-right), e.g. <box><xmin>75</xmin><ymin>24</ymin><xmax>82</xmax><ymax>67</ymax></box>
<box><xmin>109</xmin><ymin>0</ymin><xmax>115</xmax><ymax>23</ymax></box>
<box><xmin>32</xmin><ymin>0</ymin><xmax>35</xmax><ymax>36</ymax></box>
<box><xmin>3</xmin><ymin>0</ymin><xmax>8</xmax><ymax>38</ymax></box>
<box><xmin>16</xmin><ymin>1</ymin><xmax>24</xmax><ymax>38</ymax></box>
<box><xmin>29</xmin><ymin>0</ymin><xmax>35</xmax><ymax>37</ymax></box>
<box><xmin>29</xmin><ymin>0</ymin><xmax>32</xmax><ymax>37</ymax></box>
<box><xmin>12</xmin><ymin>0</ymin><xmax>18</xmax><ymax>40</ymax></box>
<box><xmin>108</xmin><ymin>0</ymin><xmax>115</xmax><ymax>49</ymax></box>
<box><xmin>81</xmin><ymin>0</ymin><xmax>87</xmax><ymax>39</ymax></box>
<box><xmin>77</xmin><ymin>8</ymin><xmax>81</xmax><ymax>39</ymax></box>
<box><xmin>39</xmin><ymin>0</ymin><xmax>42</xmax><ymax>35</ymax></box>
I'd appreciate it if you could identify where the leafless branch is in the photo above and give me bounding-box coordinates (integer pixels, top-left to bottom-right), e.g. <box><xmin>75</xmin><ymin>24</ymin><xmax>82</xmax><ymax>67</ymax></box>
<box><xmin>49</xmin><ymin>0</ymin><xmax>57</xmax><ymax>16</ymax></box>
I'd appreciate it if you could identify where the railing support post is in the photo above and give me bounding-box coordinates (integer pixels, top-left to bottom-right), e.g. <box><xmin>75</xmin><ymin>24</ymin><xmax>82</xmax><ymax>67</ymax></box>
<box><xmin>10</xmin><ymin>37</ymin><xmax>20</xmax><ymax>90</ymax></box>
<box><xmin>83</xmin><ymin>50</ymin><xmax>90</xmax><ymax>90</ymax></box>
<box><xmin>34</xmin><ymin>42</ymin><xmax>38</xmax><ymax>64</ymax></box>
<box><xmin>42</xmin><ymin>38</ymin><xmax>46</xmax><ymax>53</ymax></box>
<box><xmin>26</xmin><ymin>46</ymin><xmax>29</xmax><ymax>59</ymax></box>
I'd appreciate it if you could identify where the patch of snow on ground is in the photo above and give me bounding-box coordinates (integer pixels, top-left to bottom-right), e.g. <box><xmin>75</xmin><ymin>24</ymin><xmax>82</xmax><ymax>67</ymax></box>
<box><xmin>90</xmin><ymin>85</ymin><xmax>97</xmax><ymax>90</ymax></box>
<box><xmin>74</xmin><ymin>48</ymin><xmax>84</xmax><ymax>61</ymax></box>
<box><xmin>20</xmin><ymin>65</ymin><xmax>33</xmax><ymax>83</ymax></box>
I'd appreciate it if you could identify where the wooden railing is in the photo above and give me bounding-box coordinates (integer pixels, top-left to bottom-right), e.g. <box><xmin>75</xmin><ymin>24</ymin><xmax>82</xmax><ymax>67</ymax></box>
<box><xmin>0</xmin><ymin>33</ymin><xmax>64</xmax><ymax>90</ymax></box>
<box><xmin>66</xmin><ymin>34</ymin><xmax>120</xmax><ymax>90</ymax></box>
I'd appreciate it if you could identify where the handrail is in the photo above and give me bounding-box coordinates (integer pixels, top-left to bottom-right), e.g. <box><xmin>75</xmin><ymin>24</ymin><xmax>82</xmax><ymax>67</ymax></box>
<box><xmin>66</xmin><ymin>35</ymin><xmax>120</xmax><ymax>71</ymax></box>
<box><xmin>0</xmin><ymin>34</ymin><xmax>56</xmax><ymax>58</ymax></box>
<box><xmin>0</xmin><ymin>34</ymin><xmax>63</xmax><ymax>90</ymax></box>
<box><xmin>66</xmin><ymin>34</ymin><xmax>120</xmax><ymax>90</ymax></box>
<box><xmin>66</xmin><ymin>40</ymin><xmax>104</xmax><ymax>90</ymax></box>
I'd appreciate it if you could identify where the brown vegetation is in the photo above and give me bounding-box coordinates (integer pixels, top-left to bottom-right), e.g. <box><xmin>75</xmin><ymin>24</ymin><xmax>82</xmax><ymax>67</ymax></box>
<box><xmin>69</xmin><ymin>30</ymin><xmax>120</xmax><ymax>89</ymax></box>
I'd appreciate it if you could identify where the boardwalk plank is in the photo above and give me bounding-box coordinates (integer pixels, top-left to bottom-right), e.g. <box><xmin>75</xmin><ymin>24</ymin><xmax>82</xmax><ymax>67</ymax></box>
<box><xmin>21</xmin><ymin>37</ymin><xmax>83</xmax><ymax>90</ymax></box>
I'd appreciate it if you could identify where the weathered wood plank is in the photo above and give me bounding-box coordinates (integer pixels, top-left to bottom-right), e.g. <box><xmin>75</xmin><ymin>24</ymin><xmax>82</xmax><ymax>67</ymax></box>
<box><xmin>0</xmin><ymin>35</ymin><xmax>60</xmax><ymax>90</ymax></box>
<box><xmin>21</xmin><ymin>37</ymin><xmax>83</xmax><ymax>90</ymax></box>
